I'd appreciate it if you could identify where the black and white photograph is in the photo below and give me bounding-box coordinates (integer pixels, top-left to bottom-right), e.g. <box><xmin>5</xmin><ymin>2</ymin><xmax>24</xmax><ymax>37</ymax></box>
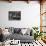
<box><xmin>9</xmin><ymin>11</ymin><xmax>21</xmax><ymax>20</ymax></box>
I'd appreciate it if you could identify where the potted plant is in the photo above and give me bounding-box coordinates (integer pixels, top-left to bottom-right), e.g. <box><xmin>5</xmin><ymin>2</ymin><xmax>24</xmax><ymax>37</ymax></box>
<box><xmin>32</xmin><ymin>27</ymin><xmax>39</xmax><ymax>40</ymax></box>
<box><xmin>32</xmin><ymin>27</ymin><xmax>43</xmax><ymax>40</ymax></box>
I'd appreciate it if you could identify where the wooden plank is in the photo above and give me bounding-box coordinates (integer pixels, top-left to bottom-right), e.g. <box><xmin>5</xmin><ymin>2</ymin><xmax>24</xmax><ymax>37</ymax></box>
<box><xmin>9</xmin><ymin>0</ymin><xmax>12</xmax><ymax>3</ymax></box>
<box><xmin>40</xmin><ymin>3</ymin><xmax>43</xmax><ymax>32</ymax></box>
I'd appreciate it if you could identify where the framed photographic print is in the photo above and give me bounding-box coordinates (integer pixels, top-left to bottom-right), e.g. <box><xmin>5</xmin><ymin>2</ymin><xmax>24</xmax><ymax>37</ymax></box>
<box><xmin>8</xmin><ymin>11</ymin><xmax>21</xmax><ymax>20</ymax></box>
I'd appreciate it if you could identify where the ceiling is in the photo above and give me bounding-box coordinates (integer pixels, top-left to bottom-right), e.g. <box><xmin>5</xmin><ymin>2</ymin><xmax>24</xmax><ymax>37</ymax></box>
<box><xmin>1</xmin><ymin>0</ymin><xmax>39</xmax><ymax>1</ymax></box>
<box><xmin>0</xmin><ymin>0</ymin><xmax>45</xmax><ymax>4</ymax></box>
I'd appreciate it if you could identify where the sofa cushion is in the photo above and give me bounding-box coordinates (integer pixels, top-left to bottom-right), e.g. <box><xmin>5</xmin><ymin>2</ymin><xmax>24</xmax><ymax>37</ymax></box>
<box><xmin>14</xmin><ymin>28</ymin><xmax>21</xmax><ymax>33</ymax></box>
<box><xmin>8</xmin><ymin>27</ymin><xmax>14</xmax><ymax>34</ymax></box>
<box><xmin>9</xmin><ymin>33</ymin><xmax>34</xmax><ymax>43</ymax></box>
<box><xmin>21</xmin><ymin>29</ymin><xmax>27</xmax><ymax>35</ymax></box>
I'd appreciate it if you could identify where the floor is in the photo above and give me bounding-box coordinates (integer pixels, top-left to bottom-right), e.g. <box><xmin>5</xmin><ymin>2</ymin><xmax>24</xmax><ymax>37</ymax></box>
<box><xmin>0</xmin><ymin>40</ymin><xmax>46</xmax><ymax>46</ymax></box>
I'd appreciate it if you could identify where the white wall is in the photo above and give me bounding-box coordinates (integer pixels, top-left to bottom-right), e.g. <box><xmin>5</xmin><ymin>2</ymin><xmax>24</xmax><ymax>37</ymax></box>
<box><xmin>0</xmin><ymin>1</ymin><xmax>40</xmax><ymax>28</ymax></box>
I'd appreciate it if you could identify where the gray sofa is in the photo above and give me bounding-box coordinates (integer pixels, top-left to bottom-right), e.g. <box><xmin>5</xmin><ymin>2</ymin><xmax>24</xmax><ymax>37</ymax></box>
<box><xmin>3</xmin><ymin>27</ymin><xmax>34</xmax><ymax>43</ymax></box>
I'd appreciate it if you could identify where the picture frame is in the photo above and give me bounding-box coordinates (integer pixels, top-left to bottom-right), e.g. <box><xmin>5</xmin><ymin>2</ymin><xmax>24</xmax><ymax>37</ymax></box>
<box><xmin>8</xmin><ymin>11</ymin><xmax>21</xmax><ymax>20</ymax></box>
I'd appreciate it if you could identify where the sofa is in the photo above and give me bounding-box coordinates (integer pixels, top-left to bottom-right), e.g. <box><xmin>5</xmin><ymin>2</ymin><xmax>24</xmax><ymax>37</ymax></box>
<box><xmin>1</xmin><ymin>27</ymin><xmax>34</xmax><ymax>43</ymax></box>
